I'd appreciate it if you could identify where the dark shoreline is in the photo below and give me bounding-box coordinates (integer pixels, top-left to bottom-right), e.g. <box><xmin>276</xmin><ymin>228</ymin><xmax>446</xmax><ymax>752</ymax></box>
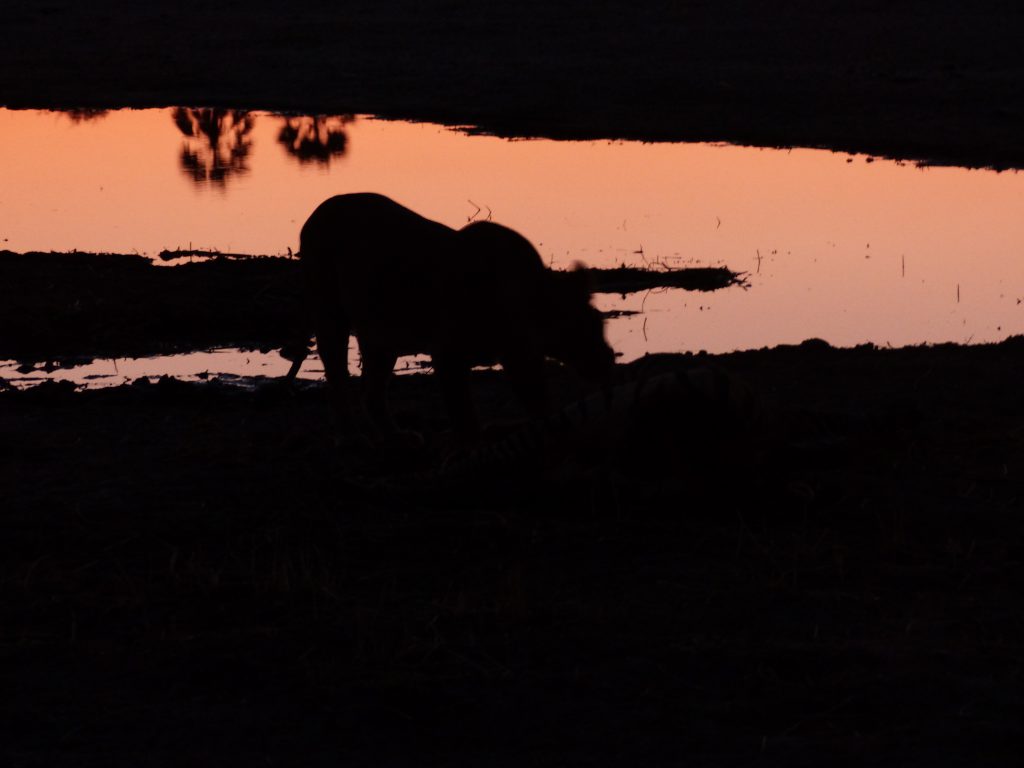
<box><xmin>4</xmin><ymin>2</ymin><xmax>1024</xmax><ymax>169</ymax></box>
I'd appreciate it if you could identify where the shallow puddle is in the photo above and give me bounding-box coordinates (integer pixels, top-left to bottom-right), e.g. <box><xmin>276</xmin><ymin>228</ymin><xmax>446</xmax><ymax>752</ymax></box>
<box><xmin>2</xmin><ymin>107</ymin><xmax>1023</xmax><ymax>387</ymax></box>
<box><xmin>0</xmin><ymin>348</ymin><xmax>300</xmax><ymax>390</ymax></box>
<box><xmin>0</xmin><ymin>348</ymin><xmax>437</xmax><ymax>390</ymax></box>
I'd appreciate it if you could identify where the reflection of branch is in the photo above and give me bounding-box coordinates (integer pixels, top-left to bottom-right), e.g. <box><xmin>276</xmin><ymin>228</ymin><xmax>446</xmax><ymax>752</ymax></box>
<box><xmin>172</xmin><ymin>108</ymin><xmax>254</xmax><ymax>186</ymax></box>
<box><xmin>466</xmin><ymin>200</ymin><xmax>493</xmax><ymax>222</ymax></box>
<box><xmin>277</xmin><ymin>115</ymin><xmax>353</xmax><ymax>165</ymax></box>
<box><xmin>173</xmin><ymin>109</ymin><xmax>195</xmax><ymax>138</ymax></box>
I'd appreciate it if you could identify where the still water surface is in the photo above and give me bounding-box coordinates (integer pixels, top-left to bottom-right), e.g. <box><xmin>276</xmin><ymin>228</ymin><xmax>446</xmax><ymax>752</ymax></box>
<box><xmin>2</xmin><ymin>107</ymin><xmax>1022</xmax><ymax>384</ymax></box>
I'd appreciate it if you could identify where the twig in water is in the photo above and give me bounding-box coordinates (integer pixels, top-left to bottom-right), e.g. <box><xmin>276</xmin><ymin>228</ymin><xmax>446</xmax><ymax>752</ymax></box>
<box><xmin>640</xmin><ymin>288</ymin><xmax>653</xmax><ymax>314</ymax></box>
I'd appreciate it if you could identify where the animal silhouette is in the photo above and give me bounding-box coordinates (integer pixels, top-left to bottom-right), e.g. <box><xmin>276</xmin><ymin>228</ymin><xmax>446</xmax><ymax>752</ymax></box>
<box><xmin>285</xmin><ymin>193</ymin><xmax>615</xmax><ymax>440</ymax></box>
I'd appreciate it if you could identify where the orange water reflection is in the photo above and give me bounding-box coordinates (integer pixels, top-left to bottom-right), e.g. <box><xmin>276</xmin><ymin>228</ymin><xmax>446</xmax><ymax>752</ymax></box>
<box><xmin>172</xmin><ymin>108</ymin><xmax>254</xmax><ymax>186</ymax></box>
<box><xmin>1</xmin><ymin>107</ymin><xmax>1022</xmax><ymax>362</ymax></box>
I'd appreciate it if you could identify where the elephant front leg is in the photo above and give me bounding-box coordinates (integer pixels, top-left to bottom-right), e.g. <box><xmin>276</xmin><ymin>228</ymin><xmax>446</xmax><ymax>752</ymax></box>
<box><xmin>360</xmin><ymin>344</ymin><xmax>428</xmax><ymax>453</ymax></box>
<box><xmin>500</xmin><ymin>349</ymin><xmax>549</xmax><ymax>421</ymax></box>
<box><xmin>360</xmin><ymin>344</ymin><xmax>399</xmax><ymax>436</ymax></box>
<box><xmin>313</xmin><ymin>312</ymin><xmax>358</xmax><ymax>437</ymax></box>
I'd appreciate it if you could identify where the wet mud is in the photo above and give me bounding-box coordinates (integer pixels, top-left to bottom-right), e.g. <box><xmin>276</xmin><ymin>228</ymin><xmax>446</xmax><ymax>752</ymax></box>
<box><xmin>2</xmin><ymin>338</ymin><xmax>1022</xmax><ymax>765</ymax></box>
<box><xmin>0</xmin><ymin>251</ymin><xmax>304</xmax><ymax>363</ymax></box>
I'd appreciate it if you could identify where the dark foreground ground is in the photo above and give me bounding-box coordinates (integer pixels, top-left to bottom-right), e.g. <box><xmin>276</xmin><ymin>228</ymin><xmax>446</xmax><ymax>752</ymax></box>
<box><xmin>3</xmin><ymin>1</ymin><xmax>1024</xmax><ymax>168</ymax></box>
<box><xmin>2</xmin><ymin>338</ymin><xmax>1022</xmax><ymax>766</ymax></box>
<box><xmin>3</xmin><ymin>2</ymin><xmax>1024</xmax><ymax>763</ymax></box>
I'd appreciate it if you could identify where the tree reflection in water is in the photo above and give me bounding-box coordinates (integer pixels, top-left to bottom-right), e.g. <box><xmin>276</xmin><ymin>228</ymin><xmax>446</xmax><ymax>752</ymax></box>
<box><xmin>173</xmin><ymin>108</ymin><xmax>254</xmax><ymax>186</ymax></box>
<box><xmin>277</xmin><ymin>115</ymin><xmax>353</xmax><ymax>165</ymax></box>
<box><xmin>65</xmin><ymin>109</ymin><xmax>109</xmax><ymax>123</ymax></box>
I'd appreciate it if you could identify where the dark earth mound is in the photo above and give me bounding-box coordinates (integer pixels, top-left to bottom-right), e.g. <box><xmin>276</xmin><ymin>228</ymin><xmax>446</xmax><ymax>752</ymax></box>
<box><xmin>3</xmin><ymin>1</ymin><xmax>1024</xmax><ymax>168</ymax></box>
<box><xmin>2</xmin><ymin>340</ymin><xmax>1022</xmax><ymax>766</ymax></box>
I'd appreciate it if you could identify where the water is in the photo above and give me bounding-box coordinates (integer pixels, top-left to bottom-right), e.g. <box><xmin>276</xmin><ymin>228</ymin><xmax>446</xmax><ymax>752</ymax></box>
<box><xmin>0</xmin><ymin>348</ymin><xmax>432</xmax><ymax>390</ymax></box>
<box><xmin>2</xmin><ymin>107</ymin><xmax>1023</xmax><ymax>387</ymax></box>
<box><xmin>0</xmin><ymin>349</ymin><xmax>298</xmax><ymax>390</ymax></box>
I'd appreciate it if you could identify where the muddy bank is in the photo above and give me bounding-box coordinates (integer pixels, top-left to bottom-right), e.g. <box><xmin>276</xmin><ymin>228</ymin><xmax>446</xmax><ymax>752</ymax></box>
<box><xmin>0</xmin><ymin>251</ymin><xmax>304</xmax><ymax>363</ymax></box>
<box><xmin>2</xmin><ymin>339</ymin><xmax>1022</xmax><ymax>765</ymax></box>
<box><xmin>0</xmin><ymin>250</ymin><xmax>739</xmax><ymax>362</ymax></box>
<box><xmin>2</xmin><ymin>2</ymin><xmax>1024</xmax><ymax>169</ymax></box>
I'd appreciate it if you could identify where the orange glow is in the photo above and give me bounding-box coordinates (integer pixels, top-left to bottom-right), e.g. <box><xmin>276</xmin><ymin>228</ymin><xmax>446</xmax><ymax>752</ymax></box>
<box><xmin>2</xmin><ymin>107</ymin><xmax>1023</xmax><ymax>361</ymax></box>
